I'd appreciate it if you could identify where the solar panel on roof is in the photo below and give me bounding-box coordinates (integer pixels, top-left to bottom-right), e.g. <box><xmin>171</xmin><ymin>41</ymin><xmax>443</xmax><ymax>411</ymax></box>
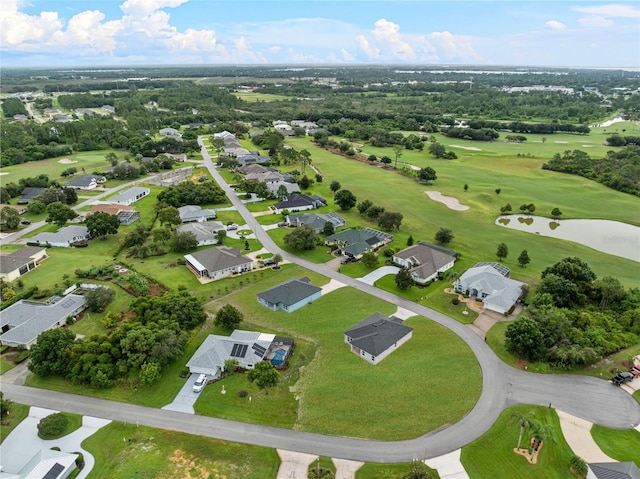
<box><xmin>231</xmin><ymin>343</ymin><xmax>248</xmax><ymax>358</ymax></box>
<box><xmin>252</xmin><ymin>343</ymin><xmax>266</xmax><ymax>356</ymax></box>
<box><xmin>61</xmin><ymin>299</ymin><xmax>75</xmax><ymax>308</ymax></box>
<box><xmin>43</xmin><ymin>463</ymin><xmax>65</xmax><ymax>479</ymax></box>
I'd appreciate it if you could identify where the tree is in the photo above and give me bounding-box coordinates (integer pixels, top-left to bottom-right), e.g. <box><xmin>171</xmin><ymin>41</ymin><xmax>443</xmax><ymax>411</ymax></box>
<box><xmin>157</xmin><ymin>206</ymin><xmax>181</xmax><ymax>228</ymax></box>
<box><xmin>272</xmin><ymin>253</ymin><xmax>283</xmax><ymax>269</ymax></box>
<box><xmin>276</xmin><ymin>184</ymin><xmax>288</xmax><ymax>198</ymax></box>
<box><xmin>464</xmin><ymin>183</ymin><xmax>468</xmax><ymax>191</ymax></box>
<box><xmin>28</xmin><ymin>328</ymin><xmax>76</xmax><ymax>377</ymax></box>
<box><xmin>417</xmin><ymin>167</ymin><xmax>437</xmax><ymax>183</ymax></box>
<box><xmin>140</xmin><ymin>361</ymin><xmax>161</xmax><ymax>386</ymax></box>
<box><xmin>517</xmin><ymin>250</ymin><xmax>531</xmax><ymax>268</ymax></box>
<box><xmin>247</xmin><ymin>360</ymin><xmax>279</xmax><ymax>391</ymax></box>
<box><xmin>215</xmin><ymin>229</ymin><xmax>227</xmax><ymax>245</ymax></box>
<box><xmin>495</xmin><ymin>188</ymin><xmax>501</xmax><ymax>195</ymax></box>
<box><xmin>407</xmin><ymin>235</ymin><xmax>414</xmax><ymax>246</ymax></box>
<box><xmin>85</xmin><ymin>212</ymin><xmax>120</xmax><ymax>239</ymax></box>
<box><xmin>321</xmin><ymin>221</ymin><xmax>335</xmax><ymax>236</ymax></box>
<box><xmin>428</xmin><ymin>142</ymin><xmax>446</xmax><ymax>158</ymax></box>
<box><xmin>357</xmin><ymin>199</ymin><xmax>373</xmax><ymax>215</ymax></box>
<box><xmin>334</xmin><ymin>189</ymin><xmax>357</xmax><ymax>211</ymax></box>
<box><xmin>519</xmin><ymin>204</ymin><xmax>530</xmax><ymax>214</ymax></box>
<box><xmin>298</xmin><ymin>175</ymin><xmax>311</xmax><ymax>189</ymax></box>
<box><xmin>85</xmin><ymin>286</ymin><xmax>116</xmax><ymax>312</ymax></box>
<box><xmin>508</xmin><ymin>410</ymin><xmax>537</xmax><ymax>450</ymax></box>
<box><xmin>38</xmin><ymin>412</ymin><xmax>68</xmax><ymax>439</ymax></box>
<box><xmin>223</xmin><ymin>358</ymin><xmax>239</xmax><ymax>377</ymax></box>
<box><xmin>380</xmin><ymin>156</ymin><xmax>392</xmax><ymax>165</ymax></box>
<box><xmin>496</xmin><ymin>243</ymin><xmax>509</xmax><ymax>261</ymax></box>
<box><xmin>361</xmin><ymin>251</ymin><xmax>378</xmax><ymax>268</ymax></box>
<box><xmin>105</xmin><ymin>152</ymin><xmax>118</xmax><ymax>166</ymax></box>
<box><xmin>27</xmin><ymin>200</ymin><xmax>46</xmax><ymax>215</ymax></box>
<box><xmin>378</xmin><ymin>211</ymin><xmax>403</xmax><ymax>231</ymax></box>
<box><xmin>214</xmin><ymin>304</ymin><xmax>243</xmax><ymax>330</ymax></box>
<box><xmin>329</xmin><ymin>180</ymin><xmax>341</xmax><ymax>193</ymax></box>
<box><xmin>435</xmin><ymin>227</ymin><xmax>454</xmax><ymax>245</ymax></box>
<box><xmin>505</xmin><ymin>317</ymin><xmax>545</xmax><ymax>361</ymax></box>
<box><xmin>393</xmin><ymin>145</ymin><xmax>404</xmax><ymax>168</ymax></box>
<box><xmin>500</xmin><ymin>203</ymin><xmax>513</xmax><ymax>215</ymax></box>
<box><xmin>0</xmin><ymin>207</ymin><xmax>20</xmax><ymax>229</ymax></box>
<box><xmin>0</xmin><ymin>392</ymin><xmax>12</xmax><ymax>420</ymax></box>
<box><xmin>172</xmin><ymin>230</ymin><xmax>198</xmax><ymax>252</ymax></box>
<box><xmin>395</xmin><ymin>267</ymin><xmax>413</xmax><ymax>290</ymax></box>
<box><xmin>284</xmin><ymin>224</ymin><xmax>318</xmax><ymax>250</ymax></box>
<box><xmin>594</xmin><ymin>276</ymin><xmax>625</xmax><ymax>311</ymax></box>
<box><xmin>403</xmin><ymin>461</ymin><xmax>434</xmax><ymax>479</ymax></box>
<box><xmin>551</xmin><ymin>208</ymin><xmax>563</xmax><ymax>220</ymax></box>
<box><xmin>527</xmin><ymin>203</ymin><xmax>536</xmax><ymax>214</ymax></box>
<box><xmin>45</xmin><ymin>201</ymin><xmax>77</xmax><ymax>227</ymax></box>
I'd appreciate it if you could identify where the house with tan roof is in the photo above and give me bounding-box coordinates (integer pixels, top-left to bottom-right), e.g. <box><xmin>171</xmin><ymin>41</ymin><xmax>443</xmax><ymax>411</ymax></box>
<box><xmin>393</xmin><ymin>242</ymin><xmax>457</xmax><ymax>284</ymax></box>
<box><xmin>0</xmin><ymin>246</ymin><xmax>47</xmax><ymax>282</ymax></box>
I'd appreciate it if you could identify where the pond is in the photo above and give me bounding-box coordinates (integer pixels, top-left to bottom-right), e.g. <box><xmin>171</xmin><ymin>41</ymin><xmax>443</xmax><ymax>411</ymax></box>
<box><xmin>495</xmin><ymin>215</ymin><xmax>640</xmax><ymax>262</ymax></box>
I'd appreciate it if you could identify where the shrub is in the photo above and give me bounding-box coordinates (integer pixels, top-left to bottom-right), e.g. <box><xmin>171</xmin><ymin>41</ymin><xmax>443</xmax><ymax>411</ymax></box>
<box><xmin>238</xmin><ymin>390</ymin><xmax>248</xmax><ymax>398</ymax></box>
<box><xmin>37</xmin><ymin>413</ymin><xmax>68</xmax><ymax>439</ymax></box>
<box><xmin>382</xmin><ymin>248</ymin><xmax>395</xmax><ymax>258</ymax></box>
<box><xmin>451</xmin><ymin>298</ymin><xmax>460</xmax><ymax>306</ymax></box>
<box><xmin>570</xmin><ymin>455</ymin><xmax>588</xmax><ymax>477</ymax></box>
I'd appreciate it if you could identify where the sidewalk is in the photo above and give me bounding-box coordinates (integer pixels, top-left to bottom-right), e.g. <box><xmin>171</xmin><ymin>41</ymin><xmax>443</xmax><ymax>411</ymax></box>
<box><xmin>557</xmin><ymin>410</ymin><xmax>616</xmax><ymax>462</ymax></box>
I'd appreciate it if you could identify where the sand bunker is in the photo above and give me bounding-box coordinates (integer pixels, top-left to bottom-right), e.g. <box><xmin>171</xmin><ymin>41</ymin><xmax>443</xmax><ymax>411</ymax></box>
<box><xmin>425</xmin><ymin>191</ymin><xmax>470</xmax><ymax>211</ymax></box>
<box><xmin>58</xmin><ymin>158</ymin><xmax>78</xmax><ymax>164</ymax></box>
<box><xmin>554</xmin><ymin>141</ymin><xmax>568</xmax><ymax>144</ymax></box>
<box><xmin>449</xmin><ymin>144</ymin><xmax>482</xmax><ymax>151</ymax></box>
<box><xmin>0</xmin><ymin>172</ymin><xmax>8</xmax><ymax>176</ymax></box>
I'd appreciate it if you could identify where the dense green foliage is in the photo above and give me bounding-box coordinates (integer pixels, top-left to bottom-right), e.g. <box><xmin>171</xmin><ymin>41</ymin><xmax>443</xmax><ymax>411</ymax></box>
<box><xmin>542</xmin><ymin>146</ymin><xmax>640</xmax><ymax>196</ymax></box>
<box><xmin>157</xmin><ymin>180</ymin><xmax>226</xmax><ymax>207</ymax></box>
<box><xmin>37</xmin><ymin>412</ymin><xmax>68</xmax><ymax>439</ymax></box>
<box><xmin>505</xmin><ymin>257</ymin><xmax>640</xmax><ymax>368</ymax></box>
<box><xmin>2</xmin><ymin>98</ymin><xmax>28</xmax><ymax>118</ymax></box>
<box><xmin>214</xmin><ymin>304</ymin><xmax>244</xmax><ymax>330</ymax></box>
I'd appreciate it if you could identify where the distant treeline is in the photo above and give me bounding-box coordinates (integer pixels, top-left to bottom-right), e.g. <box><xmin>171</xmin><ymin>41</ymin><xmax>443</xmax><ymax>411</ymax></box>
<box><xmin>441</xmin><ymin>127</ymin><xmax>500</xmax><ymax>142</ymax></box>
<box><xmin>57</xmin><ymin>93</ymin><xmax>115</xmax><ymax>109</ymax></box>
<box><xmin>606</xmin><ymin>135</ymin><xmax>640</xmax><ymax>147</ymax></box>
<box><xmin>542</xmin><ymin>145</ymin><xmax>640</xmax><ymax>196</ymax></box>
<box><xmin>466</xmin><ymin>119</ymin><xmax>590</xmax><ymax>135</ymax></box>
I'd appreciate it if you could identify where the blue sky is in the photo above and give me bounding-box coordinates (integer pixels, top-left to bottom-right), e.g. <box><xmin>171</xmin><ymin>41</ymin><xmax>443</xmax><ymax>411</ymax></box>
<box><xmin>1</xmin><ymin>0</ymin><xmax>639</xmax><ymax>67</ymax></box>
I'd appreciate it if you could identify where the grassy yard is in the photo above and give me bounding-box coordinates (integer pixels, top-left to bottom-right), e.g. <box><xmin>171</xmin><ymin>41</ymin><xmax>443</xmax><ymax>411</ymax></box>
<box><xmin>82</xmin><ymin>421</ymin><xmax>280</xmax><ymax>479</ymax></box>
<box><xmin>356</xmin><ymin>462</ymin><xmax>440</xmax><ymax>478</ymax></box>
<box><xmin>461</xmin><ymin>405</ymin><xmax>576</xmax><ymax>479</ymax></box>
<box><xmin>0</xmin><ymin>402</ymin><xmax>30</xmax><ymax>443</ymax></box>
<box><xmin>591</xmin><ymin>425</ymin><xmax>640</xmax><ymax>466</ymax></box>
<box><xmin>285</xmin><ymin>136</ymin><xmax>640</xmax><ymax>289</ymax></box>
<box><xmin>205</xmin><ymin>265</ymin><xmax>482</xmax><ymax>440</ymax></box>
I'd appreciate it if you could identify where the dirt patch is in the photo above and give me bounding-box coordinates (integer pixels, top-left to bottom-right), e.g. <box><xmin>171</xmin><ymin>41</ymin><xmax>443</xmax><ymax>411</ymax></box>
<box><xmin>425</xmin><ymin>191</ymin><xmax>470</xmax><ymax>211</ymax></box>
<box><xmin>57</xmin><ymin>158</ymin><xmax>78</xmax><ymax>164</ymax></box>
<box><xmin>168</xmin><ymin>449</ymin><xmax>210</xmax><ymax>479</ymax></box>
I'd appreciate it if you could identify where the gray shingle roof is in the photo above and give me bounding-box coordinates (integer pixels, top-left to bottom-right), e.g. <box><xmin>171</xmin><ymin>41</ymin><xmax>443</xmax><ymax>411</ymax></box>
<box><xmin>394</xmin><ymin>243</ymin><xmax>456</xmax><ymax>280</ymax></box>
<box><xmin>187</xmin><ymin>330</ymin><xmax>275</xmax><ymax>371</ymax></box>
<box><xmin>345</xmin><ymin>312</ymin><xmax>413</xmax><ymax>357</ymax></box>
<box><xmin>177</xmin><ymin>222</ymin><xmax>225</xmax><ymax>243</ymax></box>
<box><xmin>64</xmin><ymin>174</ymin><xmax>105</xmax><ymax>188</ymax></box>
<box><xmin>257</xmin><ymin>277</ymin><xmax>321</xmax><ymax>308</ymax></box>
<box><xmin>30</xmin><ymin>226</ymin><xmax>89</xmax><ymax>246</ymax></box>
<box><xmin>589</xmin><ymin>462</ymin><xmax>640</xmax><ymax>479</ymax></box>
<box><xmin>0</xmin><ymin>246</ymin><xmax>46</xmax><ymax>275</ymax></box>
<box><xmin>454</xmin><ymin>264</ymin><xmax>525</xmax><ymax>312</ymax></box>
<box><xmin>186</xmin><ymin>246</ymin><xmax>252</xmax><ymax>273</ymax></box>
<box><xmin>274</xmin><ymin>194</ymin><xmax>325</xmax><ymax>210</ymax></box>
<box><xmin>177</xmin><ymin>205</ymin><xmax>217</xmax><ymax>222</ymax></box>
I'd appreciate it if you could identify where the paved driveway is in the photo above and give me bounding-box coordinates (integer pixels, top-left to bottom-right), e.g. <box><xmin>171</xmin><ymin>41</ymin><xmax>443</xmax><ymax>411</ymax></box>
<box><xmin>162</xmin><ymin>373</ymin><xmax>212</xmax><ymax>414</ymax></box>
<box><xmin>357</xmin><ymin>265</ymin><xmax>399</xmax><ymax>285</ymax></box>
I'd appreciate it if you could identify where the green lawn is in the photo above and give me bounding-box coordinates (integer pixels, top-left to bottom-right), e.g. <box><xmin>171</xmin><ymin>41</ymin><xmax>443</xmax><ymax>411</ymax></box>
<box><xmin>285</xmin><ymin>136</ymin><xmax>640</xmax><ymax>289</ymax></box>
<box><xmin>0</xmin><ymin>402</ymin><xmax>29</xmax><ymax>443</ymax></box>
<box><xmin>591</xmin><ymin>425</ymin><xmax>640</xmax><ymax>466</ymax></box>
<box><xmin>461</xmin><ymin>405</ymin><xmax>576</xmax><ymax>479</ymax></box>
<box><xmin>204</xmin><ymin>265</ymin><xmax>482</xmax><ymax>440</ymax></box>
<box><xmin>82</xmin><ymin>421</ymin><xmax>279</xmax><ymax>479</ymax></box>
<box><xmin>357</xmin><ymin>462</ymin><xmax>440</xmax><ymax>478</ymax></box>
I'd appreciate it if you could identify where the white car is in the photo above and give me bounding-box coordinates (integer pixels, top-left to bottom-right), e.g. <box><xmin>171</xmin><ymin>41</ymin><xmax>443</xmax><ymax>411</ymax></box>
<box><xmin>192</xmin><ymin>374</ymin><xmax>207</xmax><ymax>393</ymax></box>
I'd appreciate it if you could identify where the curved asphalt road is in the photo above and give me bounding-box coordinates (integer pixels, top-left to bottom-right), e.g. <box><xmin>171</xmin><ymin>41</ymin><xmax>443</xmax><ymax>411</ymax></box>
<box><xmin>2</xmin><ymin>138</ymin><xmax>639</xmax><ymax>463</ymax></box>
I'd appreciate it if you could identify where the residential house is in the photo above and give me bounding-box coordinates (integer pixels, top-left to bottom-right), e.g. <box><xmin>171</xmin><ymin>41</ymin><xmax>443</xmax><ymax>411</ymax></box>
<box><xmin>187</xmin><ymin>330</ymin><xmax>295</xmax><ymax>376</ymax></box>
<box><xmin>0</xmin><ymin>204</ymin><xmax>27</xmax><ymax>215</ymax></box>
<box><xmin>393</xmin><ymin>242</ymin><xmax>457</xmax><ymax>284</ymax></box>
<box><xmin>29</xmin><ymin>225</ymin><xmax>90</xmax><ymax>248</ymax></box>
<box><xmin>249</xmin><ymin>130</ymin><xmax>265</xmax><ymax>138</ymax></box>
<box><xmin>257</xmin><ymin>277</ymin><xmax>322</xmax><ymax>313</ymax></box>
<box><xmin>0</xmin><ymin>246</ymin><xmax>47</xmax><ymax>282</ymax></box>
<box><xmin>238</xmin><ymin>164</ymin><xmax>270</xmax><ymax>176</ymax></box>
<box><xmin>176</xmin><ymin>222</ymin><xmax>225</xmax><ymax>246</ymax></box>
<box><xmin>76</xmin><ymin>108</ymin><xmax>95</xmax><ymax>116</ymax></box>
<box><xmin>159</xmin><ymin>127</ymin><xmax>181</xmax><ymax>137</ymax></box>
<box><xmin>286</xmin><ymin>212</ymin><xmax>346</xmax><ymax>233</ymax></box>
<box><xmin>267</xmin><ymin>181</ymin><xmax>300</xmax><ymax>197</ymax></box>
<box><xmin>213</xmin><ymin>130</ymin><xmax>236</xmax><ymax>142</ymax></box>
<box><xmin>102</xmin><ymin>105</ymin><xmax>115</xmax><ymax>113</ymax></box>
<box><xmin>236</xmin><ymin>153</ymin><xmax>271</xmax><ymax>166</ymax></box>
<box><xmin>108</xmin><ymin>187</ymin><xmax>150</xmax><ymax>206</ymax></box>
<box><xmin>272</xmin><ymin>194</ymin><xmax>326</xmax><ymax>214</ymax></box>
<box><xmin>0</xmin><ymin>293</ymin><xmax>87</xmax><ymax>349</ymax></box>
<box><xmin>178</xmin><ymin>205</ymin><xmax>217</xmax><ymax>223</ymax></box>
<box><xmin>0</xmin><ymin>446</ymin><xmax>78</xmax><ymax>479</ymax></box>
<box><xmin>588</xmin><ymin>462</ymin><xmax>640</xmax><ymax>479</ymax></box>
<box><xmin>87</xmin><ymin>203</ymin><xmax>140</xmax><ymax>225</ymax></box>
<box><xmin>245</xmin><ymin>170</ymin><xmax>286</xmax><ymax>184</ymax></box>
<box><xmin>325</xmin><ymin>228</ymin><xmax>393</xmax><ymax>259</ymax></box>
<box><xmin>344</xmin><ymin>312</ymin><xmax>413</xmax><ymax>365</ymax></box>
<box><xmin>53</xmin><ymin>114</ymin><xmax>71</xmax><ymax>123</ymax></box>
<box><xmin>184</xmin><ymin>246</ymin><xmax>254</xmax><ymax>280</ymax></box>
<box><xmin>453</xmin><ymin>262</ymin><xmax>526</xmax><ymax>314</ymax></box>
<box><xmin>18</xmin><ymin>187</ymin><xmax>45</xmax><ymax>204</ymax></box>
<box><xmin>223</xmin><ymin>146</ymin><xmax>250</xmax><ymax>157</ymax></box>
<box><xmin>64</xmin><ymin>174</ymin><xmax>106</xmax><ymax>190</ymax></box>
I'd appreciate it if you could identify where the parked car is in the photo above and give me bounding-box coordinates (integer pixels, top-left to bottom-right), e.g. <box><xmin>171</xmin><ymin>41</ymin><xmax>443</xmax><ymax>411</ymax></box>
<box><xmin>629</xmin><ymin>367</ymin><xmax>640</xmax><ymax>378</ymax></box>
<box><xmin>226</xmin><ymin>224</ymin><xmax>238</xmax><ymax>231</ymax></box>
<box><xmin>20</xmin><ymin>220</ymin><xmax>31</xmax><ymax>225</ymax></box>
<box><xmin>192</xmin><ymin>374</ymin><xmax>207</xmax><ymax>393</ymax></box>
<box><xmin>611</xmin><ymin>371</ymin><xmax>634</xmax><ymax>386</ymax></box>
<box><xmin>340</xmin><ymin>256</ymin><xmax>352</xmax><ymax>265</ymax></box>
<box><xmin>277</xmin><ymin>222</ymin><xmax>288</xmax><ymax>227</ymax></box>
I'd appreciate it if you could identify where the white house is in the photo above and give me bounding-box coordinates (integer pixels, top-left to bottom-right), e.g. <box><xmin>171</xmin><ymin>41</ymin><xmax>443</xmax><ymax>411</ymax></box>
<box><xmin>178</xmin><ymin>205</ymin><xmax>217</xmax><ymax>223</ymax></box>
<box><xmin>0</xmin><ymin>246</ymin><xmax>47</xmax><ymax>282</ymax></box>
<box><xmin>177</xmin><ymin>222</ymin><xmax>225</xmax><ymax>246</ymax></box>
<box><xmin>184</xmin><ymin>246</ymin><xmax>254</xmax><ymax>280</ymax></box>
<box><xmin>108</xmin><ymin>187</ymin><xmax>150</xmax><ymax>206</ymax></box>
<box><xmin>29</xmin><ymin>226</ymin><xmax>90</xmax><ymax>248</ymax></box>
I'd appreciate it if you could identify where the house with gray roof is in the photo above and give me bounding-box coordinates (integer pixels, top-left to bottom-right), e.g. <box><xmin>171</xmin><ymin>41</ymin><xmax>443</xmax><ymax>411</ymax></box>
<box><xmin>186</xmin><ymin>329</ymin><xmax>276</xmax><ymax>377</ymax></box>
<box><xmin>257</xmin><ymin>277</ymin><xmax>322</xmax><ymax>313</ymax></box>
<box><xmin>64</xmin><ymin>174</ymin><xmax>106</xmax><ymax>190</ymax></box>
<box><xmin>344</xmin><ymin>312</ymin><xmax>413</xmax><ymax>365</ymax></box>
<box><xmin>325</xmin><ymin>228</ymin><xmax>393</xmax><ymax>259</ymax></box>
<box><xmin>29</xmin><ymin>226</ymin><xmax>89</xmax><ymax>248</ymax></box>
<box><xmin>184</xmin><ymin>246</ymin><xmax>254</xmax><ymax>280</ymax></box>
<box><xmin>159</xmin><ymin>127</ymin><xmax>181</xmax><ymax>137</ymax></box>
<box><xmin>453</xmin><ymin>262</ymin><xmax>526</xmax><ymax>314</ymax></box>
<box><xmin>177</xmin><ymin>221</ymin><xmax>225</xmax><ymax>246</ymax></box>
<box><xmin>236</xmin><ymin>153</ymin><xmax>271</xmax><ymax>166</ymax></box>
<box><xmin>0</xmin><ymin>293</ymin><xmax>87</xmax><ymax>349</ymax></box>
<box><xmin>18</xmin><ymin>187</ymin><xmax>46</xmax><ymax>204</ymax></box>
<box><xmin>272</xmin><ymin>194</ymin><xmax>326</xmax><ymax>214</ymax></box>
<box><xmin>178</xmin><ymin>205</ymin><xmax>217</xmax><ymax>223</ymax></box>
<box><xmin>286</xmin><ymin>212</ymin><xmax>346</xmax><ymax>233</ymax></box>
<box><xmin>588</xmin><ymin>462</ymin><xmax>640</xmax><ymax>479</ymax></box>
<box><xmin>108</xmin><ymin>186</ymin><xmax>150</xmax><ymax>205</ymax></box>
<box><xmin>393</xmin><ymin>242</ymin><xmax>457</xmax><ymax>284</ymax></box>
<box><xmin>0</xmin><ymin>246</ymin><xmax>47</xmax><ymax>282</ymax></box>
<box><xmin>268</xmin><ymin>181</ymin><xmax>300</xmax><ymax>197</ymax></box>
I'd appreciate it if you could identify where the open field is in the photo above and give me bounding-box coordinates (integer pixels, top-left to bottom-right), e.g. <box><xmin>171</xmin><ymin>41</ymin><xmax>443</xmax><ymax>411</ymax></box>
<box><xmin>591</xmin><ymin>425</ymin><xmax>640</xmax><ymax>465</ymax></box>
<box><xmin>461</xmin><ymin>405</ymin><xmax>576</xmax><ymax>479</ymax></box>
<box><xmin>233</xmin><ymin>91</ymin><xmax>292</xmax><ymax>102</ymax></box>
<box><xmin>82</xmin><ymin>421</ymin><xmax>280</xmax><ymax>479</ymax></box>
<box><xmin>285</xmin><ymin>137</ymin><xmax>640</xmax><ymax>288</ymax></box>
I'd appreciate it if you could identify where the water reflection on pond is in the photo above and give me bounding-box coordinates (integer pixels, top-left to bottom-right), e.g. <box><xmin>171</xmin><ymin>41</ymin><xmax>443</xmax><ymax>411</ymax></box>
<box><xmin>495</xmin><ymin>215</ymin><xmax>640</xmax><ymax>262</ymax></box>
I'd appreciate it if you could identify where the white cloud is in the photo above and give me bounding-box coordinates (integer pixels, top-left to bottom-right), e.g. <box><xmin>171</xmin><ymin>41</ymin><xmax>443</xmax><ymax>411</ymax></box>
<box><xmin>371</xmin><ymin>18</ymin><xmax>415</xmax><ymax>60</ymax></box>
<box><xmin>0</xmin><ymin>0</ymin><xmax>63</xmax><ymax>48</ymax></box>
<box><xmin>356</xmin><ymin>35</ymin><xmax>379</xmax><ymax>58</ymax></box>
<box><xmin>172</xmin><ymin>28</ymin><xmax>217</xmax><ymax>51</ymax></box>
<box><xmin>574</xmin><ymin>4</ymin><xmax>640</xmax><ymax>18</ymax></box>
<box><xmin>119</xmin><ymin>0</ymin><xmax>188</xmax><ymax>17</ymax></box>
<box><xmin>341</xmin><ymin>48</ymin><xmax>355</xmax><ymax>62</ymax></box>
<box><xmin>269</xmin><ymin>46</ymin><xmax>281</xmax><ymax>54</ymax></box>
<box><xmin>545</xmin><ymin>20</ymin><xmax>567</xmax><ymax>30</ymax></box>
<box><xmin>429</xmin><ymin>31</ymin><xmax>482</xmax><ymax>61</ymax></box>
<box><xmin>578</xmin><ymin>15</ymin><xmax>615</xmax><ymax>27</ymax></box>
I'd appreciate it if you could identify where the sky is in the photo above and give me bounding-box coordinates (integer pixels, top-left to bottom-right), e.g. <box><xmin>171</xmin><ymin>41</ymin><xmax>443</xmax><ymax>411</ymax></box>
<box><xmin>1</xmin><ymin>0</ymin><xmax>639</xmax><ymax>68</ymax></box>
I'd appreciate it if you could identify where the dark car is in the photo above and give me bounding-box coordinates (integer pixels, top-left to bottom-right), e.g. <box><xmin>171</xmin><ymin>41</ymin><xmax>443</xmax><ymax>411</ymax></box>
<box><xmin>277</xmin><ymin>222</ymin><xmax>288</xmax><ymax>227</ymax></box>
<box><xmin>20</xmin><ymin>220</ymin><xmax>31</xmax><ymax>225</ymax></box>
<box><xmin>611</xmin><ymin>371</ymin><xmax>634</xmax><ymax>386</ymax></box>
<box><xmin>340</xmin><ymin>256</ymin><xmax>353</xmax><ymax>265</ymax></box>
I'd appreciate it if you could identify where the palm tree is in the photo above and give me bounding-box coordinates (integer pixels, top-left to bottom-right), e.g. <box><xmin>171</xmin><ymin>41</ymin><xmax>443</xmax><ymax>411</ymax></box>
<box><xmin>508</xmin><ymin>410</ymin><xmax>537</xmax><ymax>450</ymax></box>
<box><xmin>529</xmin><ymin>421</ymin><xmax>555</xmax><ymax>452</ymax></box>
